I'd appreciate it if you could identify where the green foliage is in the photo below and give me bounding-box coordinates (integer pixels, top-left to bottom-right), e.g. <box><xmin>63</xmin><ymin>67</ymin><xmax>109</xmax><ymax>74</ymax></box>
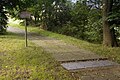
<box><xmin>54</xmin><ymin>1</ymin><xmax>103</xmax><ymax>43</ymax></box>
<box><xmin>0</xmin><ymin>1</ymin><xmax>7</xmax><ymax>34</ymax></box>
<box><xmin>85</xmin><ymin>19</ymin><xmax>103</xmax><ymax>43</ymax></box>
<box><xmin>28</xmin><ymin>0</ymin><xmax>71</xmax><ymax>29</ymax></box>
<box><xmin>0</xmin><ymin>0</ymin><xmax>19</xmax><ymax>34</ymax></box>
<box><xmin>5</xmin><ymin>0</ymin><xmax>120</xmax><ymax>44</ymax></box>
<box><xmin>85</xmin><ymin>8</ymin><xmax>102</xmax><ymax>43</ymax></box>
<box><xmin>108</xmin><ymin>0</ymin><xmax>120</xmax><ymax>25</ymax></box>
<box><xmin>7</xmin><ymin>0</ymin><xmax>103</xmax><ymax>43</ymax></box>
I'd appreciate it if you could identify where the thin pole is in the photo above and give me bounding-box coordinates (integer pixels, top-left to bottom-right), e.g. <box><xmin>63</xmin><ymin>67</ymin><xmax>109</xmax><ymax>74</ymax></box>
<box><xmin>25</xmin><ymin>18</ymin><xmax>28</xmax><ymax>47</ymax></box>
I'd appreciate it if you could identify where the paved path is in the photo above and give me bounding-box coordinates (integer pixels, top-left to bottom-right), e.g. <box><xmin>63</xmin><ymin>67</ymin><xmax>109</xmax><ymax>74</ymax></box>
<box><xmin>7</xmin><ymin>26</ymin><xmax>120</xmax><ymax>80</ymax></box>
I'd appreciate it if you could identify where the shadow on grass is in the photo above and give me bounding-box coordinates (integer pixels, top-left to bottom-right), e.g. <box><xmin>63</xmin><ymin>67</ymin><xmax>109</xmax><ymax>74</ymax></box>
<box><xmin>0</xmin><ymin>32</ymin><xmax>24</xmax><ymax>40</ymax></box>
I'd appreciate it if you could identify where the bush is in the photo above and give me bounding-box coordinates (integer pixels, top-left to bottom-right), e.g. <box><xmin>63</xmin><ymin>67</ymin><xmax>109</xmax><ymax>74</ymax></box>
<box><xmin>0</xmin><ymin>25</ymin><xmax>7</xmax><ymax>34</ymax></box>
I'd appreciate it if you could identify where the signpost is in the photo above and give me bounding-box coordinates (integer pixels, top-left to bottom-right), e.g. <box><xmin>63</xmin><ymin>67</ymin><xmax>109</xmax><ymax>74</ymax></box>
<box><xmin>20</xmin><ymin>11</ymin><xmax>31</xmax><ymax>47</ymax></box>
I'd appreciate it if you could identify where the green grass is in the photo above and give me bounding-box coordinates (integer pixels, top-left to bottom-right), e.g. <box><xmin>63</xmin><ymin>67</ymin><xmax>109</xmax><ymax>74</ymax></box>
<box><xmin>8</xmin><ymin>23</ymin><xmax>120</xmax><ymax>63</ymax></box>
<box><xmin>0</xmin><ymin>32</ymin><xmax>74</xmax><ymax>80</ymax></box>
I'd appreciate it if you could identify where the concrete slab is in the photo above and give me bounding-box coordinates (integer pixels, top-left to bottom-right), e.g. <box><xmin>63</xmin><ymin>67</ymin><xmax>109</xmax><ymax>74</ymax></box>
<box><xmin>61</xmin><ymin>60</ymin><xmax>119</xmax><ymax>71</ymax></box>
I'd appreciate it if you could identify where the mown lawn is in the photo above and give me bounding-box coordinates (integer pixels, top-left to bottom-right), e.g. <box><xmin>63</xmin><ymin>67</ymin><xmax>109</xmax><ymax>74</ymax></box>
<box><xmin>8</xmin><ymin>23</ymin><xmax>120</xmax><ymax>63</ymax></box>
<box><xmin>0</xmin><ymin>32</ymin><xmax>74</xmax><ymax>80</ymax></box>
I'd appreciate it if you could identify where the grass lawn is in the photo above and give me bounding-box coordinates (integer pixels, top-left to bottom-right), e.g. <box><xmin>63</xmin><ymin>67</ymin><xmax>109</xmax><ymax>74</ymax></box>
<box><xmin>8</xmin><ymin>23</ymin><xmax>120</xmax><ymax>63</ymax></box>
<box><xmin>0</xmin><ymin>32</ymin><xmax>74</xmax><ymax>80</ymax></box>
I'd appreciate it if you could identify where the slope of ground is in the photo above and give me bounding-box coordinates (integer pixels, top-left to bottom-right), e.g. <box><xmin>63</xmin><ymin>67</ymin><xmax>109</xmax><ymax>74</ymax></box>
<box><xmin>7</xmin><ymin>23</ymin><xmax>120</xmax><ymax>80</ymax></box>
<box><xmin>8</xmin><ymin>23</ymin><xmax>120</xmax><ymax>63</ymax></box>
<box><xmin>0</xmin><ymin>32</ymin><xmax>74</xmax><ymax>80</ymax></box>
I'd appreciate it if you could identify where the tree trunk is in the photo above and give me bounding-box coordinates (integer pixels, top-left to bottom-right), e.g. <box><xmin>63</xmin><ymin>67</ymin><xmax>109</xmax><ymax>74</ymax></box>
<box><xmin>111</xmin><ymin>28</ymin><xmax>118</xmax><ymax>47</ymax></box>
<box><xmin>102</xmin><ymin>0</ymin><xmax>118</xmax><ymax>47</ymax></box>
<box><xmin>102</xmin><ymin>0</ymin><xmax>112</xmax><ymax>47</ymax></box>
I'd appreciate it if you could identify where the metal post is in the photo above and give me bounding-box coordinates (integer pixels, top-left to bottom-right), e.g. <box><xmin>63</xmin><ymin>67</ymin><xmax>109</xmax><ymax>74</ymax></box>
<box><xmin>25</xmin><ymin>19</ymin><xmax>28</xmax><ymax>47</ymax></box>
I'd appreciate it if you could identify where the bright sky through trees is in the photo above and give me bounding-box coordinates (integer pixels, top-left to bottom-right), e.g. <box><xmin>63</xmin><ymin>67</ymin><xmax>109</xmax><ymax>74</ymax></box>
<box><xmin>72</xmin><ymin>0</ymin><xmax>77</xmax><ymax>3</ymax></box>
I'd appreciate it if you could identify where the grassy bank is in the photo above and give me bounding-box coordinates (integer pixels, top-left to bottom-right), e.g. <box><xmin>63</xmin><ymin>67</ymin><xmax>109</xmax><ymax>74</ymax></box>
<box><xmin>0</xmin><ymin>32</ymin><xmax>74</xmax><ymax>80</ymax></box>
<box><xmin>8</xmin><ymin>23</ymin><xmax>120</xmax><ymax>63</ymax></box>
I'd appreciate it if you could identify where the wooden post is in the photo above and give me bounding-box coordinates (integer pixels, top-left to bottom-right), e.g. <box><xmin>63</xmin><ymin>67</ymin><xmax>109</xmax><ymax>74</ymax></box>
<box><xmin>25</xmin><ymin>19</ymin><xmax>28</xmax><ymax>47</ymax></box>
<box><xmin>20</xmin><ymin>11</ymin><xmax>31</xmax><ymax>47</ymax></box>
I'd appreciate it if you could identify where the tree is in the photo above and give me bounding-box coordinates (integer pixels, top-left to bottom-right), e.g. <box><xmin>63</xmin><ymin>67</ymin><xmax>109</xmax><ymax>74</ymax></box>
<box><xmin>102</xmin><ymin>0</ymin><xmax>113</xmax><ymax>47</ymax></box>
<box><xmin>1</xmin><ymin>0</ymin><xmax>119</xmax><ymax>46</ymax></box>
<box><xmin>0</xmin><ymin>0</ymin><xmax>8</xmax><ymax>34</ymax></box>
<box><xmin>102</xmin><ymin>0</ymin><xmax>119</xmax><ymax>47</ymax></box>
<box><xmin>0</xmin><ymin>0</ymin><xmax>19</xmax><ymax>34</ymax></box>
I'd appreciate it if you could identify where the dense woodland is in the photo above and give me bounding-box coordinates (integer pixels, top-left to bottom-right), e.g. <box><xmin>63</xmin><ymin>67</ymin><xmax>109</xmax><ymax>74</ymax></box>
<box><xmin>0</xmin><ymin>0</ymin><xmax>120</xmax><ymax>47</ymax></box>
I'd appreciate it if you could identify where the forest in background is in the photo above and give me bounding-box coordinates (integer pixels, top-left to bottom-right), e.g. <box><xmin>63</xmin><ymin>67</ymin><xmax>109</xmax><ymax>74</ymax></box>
<box><xmin>0</xmin><ymin>0</ymin><xmax>120</xmax><ymax>47</ymax></box>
